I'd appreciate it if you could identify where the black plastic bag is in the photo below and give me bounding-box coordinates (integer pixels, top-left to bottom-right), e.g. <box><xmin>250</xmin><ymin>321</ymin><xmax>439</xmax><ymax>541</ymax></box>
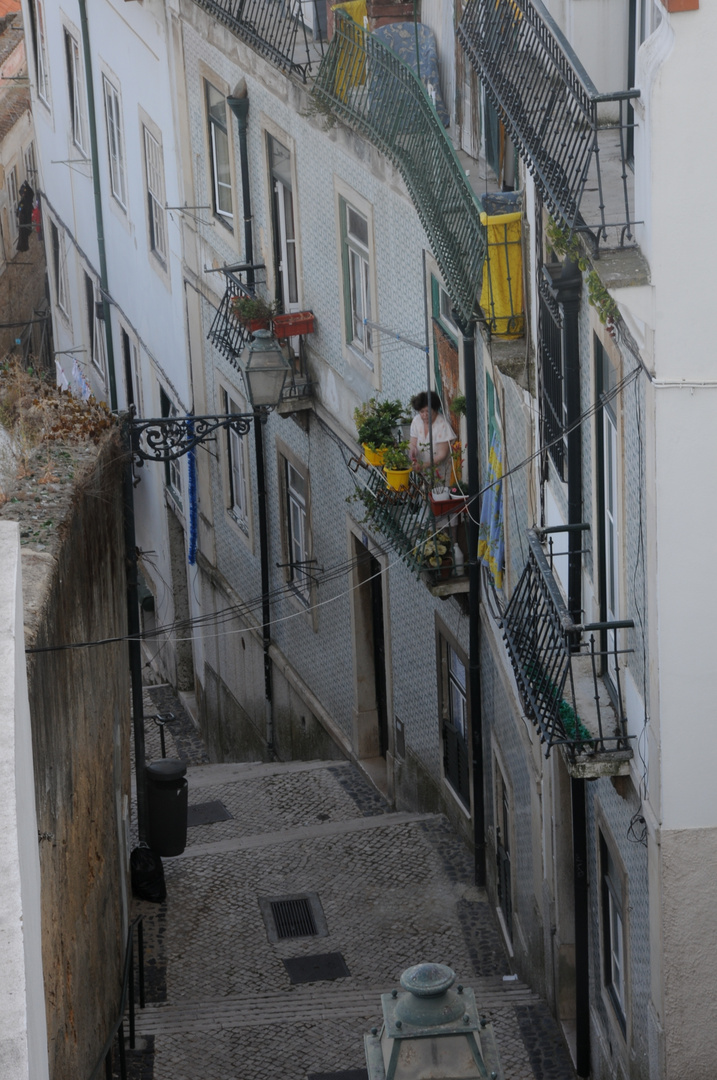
<box><xmin>130</xmin><ymin>844</ymin><xmax>166</xmax><ymax>903</ymax></box>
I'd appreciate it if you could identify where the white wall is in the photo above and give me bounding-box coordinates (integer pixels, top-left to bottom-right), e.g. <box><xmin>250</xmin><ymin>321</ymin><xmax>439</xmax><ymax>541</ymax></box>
<box><xmin>0</xmin><ymin>523</ymin><xmax>49</xmax><ymax>1080</ymax></box>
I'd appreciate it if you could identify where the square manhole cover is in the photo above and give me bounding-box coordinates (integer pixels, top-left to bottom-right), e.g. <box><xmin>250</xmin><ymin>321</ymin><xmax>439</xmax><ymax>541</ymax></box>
<box><xmin>187</xmin><ymin>800</ymin><xmax>233</xmax><ymax>827</ymax></box>
<box><xmin>283</xmin><ymin>952</ymin><xmax>350</xmax><ymax>984</ymax></box>
<box><xmin>259</xmin><ymin>892</ymin><xmax>328</xmax><ymax>943</ymax></box>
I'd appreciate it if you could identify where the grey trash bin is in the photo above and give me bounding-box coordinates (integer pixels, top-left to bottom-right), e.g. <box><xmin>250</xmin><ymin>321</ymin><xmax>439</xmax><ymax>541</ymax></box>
<box><xmin>146</xmin><ymin>759</ymin><xmax>188</xmax><ymax>856</ymax></box>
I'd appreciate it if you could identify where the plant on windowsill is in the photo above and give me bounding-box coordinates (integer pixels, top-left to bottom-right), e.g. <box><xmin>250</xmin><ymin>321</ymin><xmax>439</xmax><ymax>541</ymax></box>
<box><xmin>230</xmin><ymin>294</ymin><xmax>280</xmax><ymax>332</ymax></box>
<box><xmin>382</xmin><ymin>440</ymin><xmax>412</xmax><ymax>491</ymax></box>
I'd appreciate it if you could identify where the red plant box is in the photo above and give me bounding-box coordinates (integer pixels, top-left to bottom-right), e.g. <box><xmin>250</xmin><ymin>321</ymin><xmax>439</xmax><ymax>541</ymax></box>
<box><xmin>273</xmin><ymin>311</ymin><xmax>315</xmax><ymax>337</ymax></box>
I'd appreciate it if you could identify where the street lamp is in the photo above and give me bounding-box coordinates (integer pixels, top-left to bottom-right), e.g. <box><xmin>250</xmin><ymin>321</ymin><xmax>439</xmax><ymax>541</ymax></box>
<box><xmin>124</xmin><ymin>329</ymin><xmax>290</xmax><ymax>842</ymax></box>
<box><xmin>364</xmin><ymin>963</ymin><xmax>504</xmax><ymax>1080</ymax></box>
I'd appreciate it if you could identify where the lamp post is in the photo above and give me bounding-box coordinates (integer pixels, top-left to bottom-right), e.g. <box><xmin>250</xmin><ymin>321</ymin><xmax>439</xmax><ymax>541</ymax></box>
<box><xmin>125</xmin><ymin>329</ymin><xmax>290</xmax><ymax>841</ymax></box>
<box><xmin>364</xmin><ymin>963</ymin><xmax>504</xmax><ymax>1080</ymax></box>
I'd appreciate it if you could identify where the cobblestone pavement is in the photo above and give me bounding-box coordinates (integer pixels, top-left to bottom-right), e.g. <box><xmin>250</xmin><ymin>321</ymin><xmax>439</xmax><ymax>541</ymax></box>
<box><xmin>126</xmin><ymin>685</ymin><xmax>576</xmax><ymax>1080</ymax></box>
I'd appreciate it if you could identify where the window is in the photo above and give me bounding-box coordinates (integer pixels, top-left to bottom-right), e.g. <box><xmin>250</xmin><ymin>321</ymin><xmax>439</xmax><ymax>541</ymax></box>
<box><xmin>64</xmin><ymin>30</ymin><xmax>89</xmax><ymax>155</ymax></box>
<box><xmin>24</xmin><ymin>142</ymin><xmax>37</xmax><ymax>186</ymax></box>
<box><xmin>495</xmin><ymin>763</ymin><xmax>513</xmax><ymax>939</ymax></box>
<box><xmin>50</xmin><ymin>221</ymin><xmax>70</xmax><ymax>315</ymax></box>
<box><xmin>340</xmin><ymin>196</ymin><xmax>373</xmax><ymax>366</ymax></box>
<box><xmin>206</xmin><ymin>83</ymin><xmax>232</xmax><ymax>225</ymax></box>
<box><xmin>160</xmin><ymin>387</ymin><xmax>182</xmax><ymax>504</ymax></box>
<box><xmin>268</xmin><ymin>135</ymin><xmax>298</xmax><ymax>312</ymax></box>
<box><xmin>224</xmin><ymin>390</ymin><xmax>249</xmax><ymax>532</ymax></box>
<box><xmin>7</xmin><ymin>167</ymin><xmax>18</xmax><ymax>245</ymax></box>
<box><xmin>438</xmin><ymin>634</ymin><xmax>470</xmax><ymax>808</ymax></box>
<box><xmin>121</xmin><ymin>328</ymin><xmax>141</xmax><ymax>415</ymax></box>
<box><xmin>103</xmin><ymin>76</ymin><xmax>127</xmax><ymax>209</ymax></box>
<box><xmin>600</xmin><ymin>831</ymin><xmax>627</xmax><ymax>1030</ymax></box>
<box><xmin>596</xmin><ymin>335</ymin><xmax>621</xmax><ymax>686</ymax></box>
<box><xmin>281</xmin><ymin>455</ymin><xmax>311</xmax><ymax>603</ymax></box>
<box><xmin>84</xmin><ymin>271</ymin><xmax>105</xmax><ymax>376</ymax></box>
<box><xmin>143</xmin><ymin>126</ymin><xmax>167</xmax><ymax>263</ymax></box>
<box><xmin>30</xmin><ymin>1</ymin><xmax>50</xmax><ymax>105</ymax></box>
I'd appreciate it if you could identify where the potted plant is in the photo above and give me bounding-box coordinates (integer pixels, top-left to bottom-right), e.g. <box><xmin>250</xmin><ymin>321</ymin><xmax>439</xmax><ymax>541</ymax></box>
<box><xmin>230</xmin><ymin>294</ymin><xmax>279</xmax><ymax>332</ymax></box>
<box><xmin>273</xmin><ymin>310</ymin><xmax>316</xmax><ymax>338</ymax></box>
<box><xmin>382</xmin><ymin>441</ymin><xmax>412</xmax><ymax>490</ymax></box>
<box><xmin>353</xmin><ymin>398</ymin><xmax>403</xmax><ymax>465</ymax></box>
<box><xmin>415</xmin><ymin>530</ymin><xmax>453</xmax><ymax>576</ymax></box>
<box><xmin>450</xmin><ymin>393</ymin><xmax>467</xmax><ymax>420</ymax></box>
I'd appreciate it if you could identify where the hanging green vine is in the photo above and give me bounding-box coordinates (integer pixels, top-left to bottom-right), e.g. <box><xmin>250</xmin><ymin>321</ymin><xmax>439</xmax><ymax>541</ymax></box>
<box><xmin>546</xmin><ymin>219</ymin><xmax>619</xmax><ymax>326</ymax></box>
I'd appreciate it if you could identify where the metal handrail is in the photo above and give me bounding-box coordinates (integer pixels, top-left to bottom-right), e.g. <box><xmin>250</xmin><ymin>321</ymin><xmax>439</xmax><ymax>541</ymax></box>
<box><xmin>313</xmin><ymin>12</ymin><xmax>486</xmax><ymax>326</ymax></box>
<box><xmin>458</xmin><ymin>0</ymin><xmax>640</xmax><ymax>248</ymax></box>
<box><xmin>88</xmin><ymin>915</ymin><xmax>145</xmax><ymax>1080</ymax></box>
<box><xmin>192</xmin><ymin>0</ymin><xmax>325</xmax><ymax>81</ymax></box>
<box><xmin>502</xmin><ymin>530</ymin><xmax>634</xmax><ymax>758</ymax></box>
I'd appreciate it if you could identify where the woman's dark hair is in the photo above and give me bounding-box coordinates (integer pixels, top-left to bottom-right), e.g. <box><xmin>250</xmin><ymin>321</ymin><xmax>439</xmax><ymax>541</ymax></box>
<box><xmin>411</xmin><ymin>390</ymin><xmax>442</xmax><ymax>413</ymax></box>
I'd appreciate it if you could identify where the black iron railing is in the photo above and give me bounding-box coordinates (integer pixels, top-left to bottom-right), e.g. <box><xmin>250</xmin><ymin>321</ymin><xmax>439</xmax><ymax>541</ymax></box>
<box><xmin>458</xmin><ymin>0</ymin><xmax>640</xmax><ymax>249</ymax></box>
<box><xmin>348</xmin><ymin>458</ymin><xmax>468</xmax><ymax>586</ymax></box>
<box><xmin>207</xmin><ymin>269</ymin><xmax>313</xmax><ymax>403</ymax></box>
<box><xmin>192</xmin><ymin>0</ymin><xmax>325</xmax><ymax>80</ymax></box>
<box><xmin>502</xmin><ymin>530</ymin><xmax>633</xmax><ymax>760</ymax></box>
<box><xmin>88</xmin><ymin>916</ymin><xmax>144</xmax><ymax>1080</ymax></box>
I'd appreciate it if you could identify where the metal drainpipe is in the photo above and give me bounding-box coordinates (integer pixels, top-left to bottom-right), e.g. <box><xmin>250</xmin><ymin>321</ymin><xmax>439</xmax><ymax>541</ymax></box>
<box><xmin>253</xmin><ymin>409</ymin><xmax>274</xmax><ymax>756</ymax></box>
<box><xmin>77</xmin><ymin>0</ymin><xmax>117</xmax><ymax>411</ymax></box>
<box><xmin>227</xmin><ymin>82</ymin><xmax>255</xmax><ymax>290</ymax></box>
<box><xmin>462</xmin><ymin>323</ymin><xmax>486</xmax><ymax>887</ymax></box>
<box><xmin>571</xmin><ymin>775</ymin><xmax>590</xmax><ymax>1077</ymax></box>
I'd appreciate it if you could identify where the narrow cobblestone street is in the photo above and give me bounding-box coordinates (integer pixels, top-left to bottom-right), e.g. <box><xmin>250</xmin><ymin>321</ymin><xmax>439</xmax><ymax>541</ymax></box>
<box><xmin>127</xmin><ymin>686</ymin><xmax>576</xmax><ymax>1080</ymax></box>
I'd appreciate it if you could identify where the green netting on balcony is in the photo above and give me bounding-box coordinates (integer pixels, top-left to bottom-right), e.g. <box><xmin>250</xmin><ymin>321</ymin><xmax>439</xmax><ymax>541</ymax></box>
<box><xmin>312</xmin><ymin>13</ymin><xmax>486</xmax><ymax>326</ymax></box>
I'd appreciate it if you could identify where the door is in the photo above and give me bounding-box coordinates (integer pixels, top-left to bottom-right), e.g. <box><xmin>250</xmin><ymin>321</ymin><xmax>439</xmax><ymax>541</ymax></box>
<box><xmin>596</xmin><ymin>336</ymin><xmax>620</xmax><ymax>686</ymax></box>
<box><xmin>369</xmin><ymin>552</ymin><xmax>389</xmax><ymax>758</ymax></box>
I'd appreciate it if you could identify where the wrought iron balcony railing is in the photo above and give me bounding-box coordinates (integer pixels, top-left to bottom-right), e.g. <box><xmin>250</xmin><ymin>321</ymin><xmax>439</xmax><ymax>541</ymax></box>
<box><xmin>313</xmin><ymin>12</ymin><xmax>486</xmax><ymax>327</ymax></box>
<box><xmin>502</xmin><ymin>530</ymin><xmax>633</xmax><ymax>769</ymax></box>
<box><xmin>348</xmin><ymin>458</ymin><xmax>469</xmax><ymax>590</ymax></box>
<box><xmin>192</xmin><ymin>0</ymin><xmax>325</xmax><ymax>81</ymax></box>
<box><xmin>207</xmin><ymin>268</ymin><xmax>313</xmax><ymax>403</ymax></box>
<box><xmin>458</xmin><ymin>0</ymin><xmax>640</xmax><ymax>249</ymax></box>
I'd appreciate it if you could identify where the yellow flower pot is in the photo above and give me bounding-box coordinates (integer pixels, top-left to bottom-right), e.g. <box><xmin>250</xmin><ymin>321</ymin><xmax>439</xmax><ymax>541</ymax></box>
<box><xmin>384</xmin><ymin>467</ymin><xmax>411</xmax><ymax>491</ymax></box>
<box><xmin>363</xmin><ymin>443</ymin><xmax>388</xmax><ymax>467</ymax></box>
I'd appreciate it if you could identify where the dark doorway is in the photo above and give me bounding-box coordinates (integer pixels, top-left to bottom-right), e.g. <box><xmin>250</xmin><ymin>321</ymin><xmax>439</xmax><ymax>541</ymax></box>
<box><xmin>351</xmin><ymin>536</ymin><xmax>389</xmax><ymax>778</ymax></box>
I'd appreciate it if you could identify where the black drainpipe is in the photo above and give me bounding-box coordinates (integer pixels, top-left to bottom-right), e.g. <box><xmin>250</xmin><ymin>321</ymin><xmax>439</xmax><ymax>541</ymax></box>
<box><xmin>227</xmin><ymin>81</ymin><xmax>255</xmax><ymax>290</ymax></box>
<box><xmin>571</xmin><ymin>775</ymin><xmax>590</xmax><ymax>1077</ymax></box>
<box><xmin>462</xmin><ymin>323</ymin><xmax>486</xmax><ymax>887</ymax></box>
<box><xmin>78</xmin><ymin>0</ymin><xmax>118</xmax><ymax>411</ymax></box>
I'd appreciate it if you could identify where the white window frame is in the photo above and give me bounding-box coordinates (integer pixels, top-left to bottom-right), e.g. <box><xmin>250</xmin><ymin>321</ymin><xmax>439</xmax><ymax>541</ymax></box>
<box><xmin>103</xmin><ymin>76</ymin><xmax>127</xmax><ymax>210</ymax></box>
<box><xmin>64</xmin><ymin>29</ymin><xmax>89</xmax><ymax>156</ymax></box>
<box><xmin>50</xmin><ymin>220</ymin><xmax>70</xmax><ymax>317</ymax></box>
<box><xmin>342</xmin><ymin>199</ymin><xmax>373</xmax><ymax>364</ymax></box>
<box><xmin>286</xmin><ymin>459</ymin><xmax>310</xmax><ymax>602</ymax></box>
<box><xmin>160</xmin><ymin>387</ymin><xmax>182</xmax><ymax>506</ymax></box>
<box><xmin>33</xmin><ymin>0</ymin><xmax>51</xmax><ymax>106</ymax></box>
<box><xmin>143</xmin><ymin>125</ymin><xmax>168</xmax><ymax>264</ymax></box>
<box><xmin>23</xmin><ymin>142</ymin><xmax>37</xmax><ymax>187</ymax></box>
<box><xmin>7</xmin><ymin>166</ymin><xmax>18</xmax><ymax>245</ymax></box>
<box><xmin>600</xmin><ymin>830</ymin><xmax>628</xmax><ymax>1033</ymax></box>
<box><xmin>206</xmin><ymin>81</ymin><xmax>233</xmax><ymax>225</ymax></box>
<box><xmin>437</xmin><ymin>626</ymin><xmax>471</xmax><ymax>813</ymax></box>
<box><xmin>268</xmin><ymin>133</ymin><xmax>299</xmax><ymax>312</ymax></box>
<box><xmin>335</xmin><ymin>180</ymin><xmax>379</xmax><ymax>385</ymax></box>
<box><xmin>84</xmin><ymin>270</ymin><xmax>106</xmax><ymax>378</ymax></box>
<box><xmin>223</xmin><ymin>390</ymin><xmax>250</xmax><ymax>533</ymax></box>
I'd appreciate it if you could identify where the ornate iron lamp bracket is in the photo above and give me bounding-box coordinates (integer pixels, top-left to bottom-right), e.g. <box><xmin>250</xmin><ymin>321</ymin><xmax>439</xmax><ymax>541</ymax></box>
<box><xmin>130</xmin><ymin>412</ymin><xmax>254</xmax><ymax>466</ymax></box>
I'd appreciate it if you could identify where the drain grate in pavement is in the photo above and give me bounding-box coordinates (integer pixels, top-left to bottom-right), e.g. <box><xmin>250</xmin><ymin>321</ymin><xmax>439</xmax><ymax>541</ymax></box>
<box><xmin>308</xmin><ymin>1072</ymin><xmax>368</xmax><ymax>1080</ymax></box>
<box><xmin>187</xmin><ymin>800</ymin><xmax>233</xmax><ymax>827</ymax></box>
<box><xmin>283</xmin><ymin>952</ymin><xmax>351</xmax><ymax>984</ymax></box>
<box><xmin>259</xmin><ymin>892</ymin><xmax>328</xmax><ymax>943</ymax></box>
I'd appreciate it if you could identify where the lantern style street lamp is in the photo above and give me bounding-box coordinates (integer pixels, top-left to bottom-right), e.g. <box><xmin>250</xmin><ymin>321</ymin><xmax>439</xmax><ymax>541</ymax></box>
<box><xmin>364</xmin><ymin>963</ymin><xmax>504</xmax><ymax>1080</ymax></box>
<box><xmin>238</xmin><ymin>328</ymin><xmax>292</xmax><ymax>408</ymax></box>
<box><xmin>125</xmin><ymin>328</ymin><xmax>290</xmax><ymax>841</ymax></box>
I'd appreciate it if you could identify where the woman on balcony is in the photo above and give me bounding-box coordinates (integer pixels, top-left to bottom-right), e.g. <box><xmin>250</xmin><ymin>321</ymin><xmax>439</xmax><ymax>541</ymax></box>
<box><xmin>409</xmin><ymin>391</ymin><xmax>456</xmax><ymax>486</ymax></box>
